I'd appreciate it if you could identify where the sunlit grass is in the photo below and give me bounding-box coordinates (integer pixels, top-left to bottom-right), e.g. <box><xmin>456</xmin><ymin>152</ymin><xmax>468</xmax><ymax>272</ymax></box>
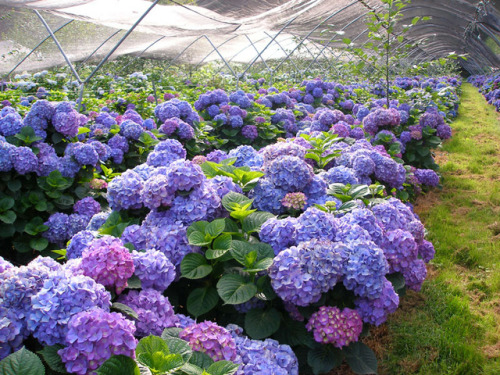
<box><xmin>378</xmin><ymin>83</ymin><xmax>500</xmax><ymax>375</ymax></box>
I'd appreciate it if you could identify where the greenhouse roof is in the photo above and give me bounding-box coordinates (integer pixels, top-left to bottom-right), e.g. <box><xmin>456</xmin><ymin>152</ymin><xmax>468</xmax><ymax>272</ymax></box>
<box><xmin>1</xmin><ymin>0</ymin><xmax>499</xmax><ymax>76</ymax></box>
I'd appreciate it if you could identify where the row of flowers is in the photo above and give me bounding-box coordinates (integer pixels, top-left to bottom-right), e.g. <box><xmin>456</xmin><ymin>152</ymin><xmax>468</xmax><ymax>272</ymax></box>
<box><xmin>0</xmin><ymin>72</ymin><xmax>461</xmax><ymax>374</ymax></box>
<box><xmin>468</xmin><ymin>73</ymin><xmax>500</xmax><ymax>111</ymax></box>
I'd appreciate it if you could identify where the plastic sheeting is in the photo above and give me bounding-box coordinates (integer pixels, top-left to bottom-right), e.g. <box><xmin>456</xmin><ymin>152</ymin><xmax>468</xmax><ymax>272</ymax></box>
<box><xmin>1</xmin><ymin>0</ymin><xmax>499</xmax><ymax>76</ymax></box>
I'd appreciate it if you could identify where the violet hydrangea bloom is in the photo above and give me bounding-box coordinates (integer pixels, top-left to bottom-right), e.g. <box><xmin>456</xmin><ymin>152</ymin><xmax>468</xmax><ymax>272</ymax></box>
<box><xmin>228</xmin><ymin>145</ymin><xmax>263</xmax><ymax>168</ymax></box>
<box><xmin>354</xmin><ymin>278</ymin><xmax>399</xmax><ymax>326</ymax></box>
<box><xmin>414</xmin><ymin>169</ymin><xmax>440</xmax><ymax>187</ymax></box>
<box><xmin>402</xmin><ymin>258</ymin><xmax>427</xmax><ymax>291</ymax></box>
<box><xmin>343</xmin><ymin>240</ymin><xmax>389</xmax><ymax>300</ymax></box>
<box><xmin>80</xmin><ymin>236</ymin><xmax>134</xmax><ymax>294</ymax></box>
<box><xmin>58</xmin><ymin>309</ymin><xmax>137</xmax><ymax>375</ymax></box>
<box><xmin>107</xmin><ymin>170</ymin><xmax>144</xmax><ymax>210</ymax></box>
<box><xmin>141</xmin><ymin>174</ymin><xmax>175</xmax><ymax>210</ymax></box>
<box><xmin>180</xmin><ymin>321</ymin><xmax>237</xmax><ymax>362</ymax></box>
<box><xmin>259</xmin><ymin>217</ymin><xmax>297</xmax><ymax>255</ymax></box>
<box><xmin>418</xmin><ymin>239</ymin><xmax>435</xmax><ymax>263</ymax></box>
<box><xmin>381</xmin><ymin>229</ymin><xmax>418</xmax><ymax>274</ymax></box>
<box><xmin>295</xmin><ymin>207</ymin><xmax>338</xmax><ymax>243</ymax></box>
<box><xmin>266</xmin><ymin>156</ymin><xmax>314</xmax><ymax>191</ymax></box>
<box><xmin>43</xmin><ymin>213</ymin><xmax>70</xmax><ymax>245</ymax></box>
<box><xmin>10</xmin><ymin>146</ymin><xmax>38</xmax><ymax>175</ymax></box>
<box><xmin>165</xmin><ymin>159</ymin><xmax>205</xmax><ymax>193</ymax></box>
<box><xmin>0</xmin><ymin>256</ymin><xmax>13</xmax><ymax>274</ymax></box>
<box><xmin>74</xmin><ymin>197</ymin><xmax>101</xmax><ymax>218</ymax></box>
<box><xmin>27</xmin><ymin>271</ymin><xmax>111</xmax><ymax>346</ymax></box>
<box><xmin>66</xmin><ymin>230</ymin><xmax>95</xmax><ymax>260</ymax></box>
<box><xmin>131</xmin><ymin>249</ymin><xmax>176</xmax><ymax>292</ymax></box>
<box><xmin>206</xmin><ymin>149</ymin><xmax>228</xmax><ymax>163</ymax></box>
<box><xmin>146</xmin><ymin>139</ymin><xmax>186</xmax><ymax>167</ymax></box>
<box><xmin>250</xmin><ymin>178</ymin><xmax>287</xmax><ymax>215</ymax></box>
<box><xmin>306</xmin><ymin>306</ymin><xmax>363</xmax><ymax>348</ymax></box>
<box><xmin>118</xmin><ymin>289</ymin><xmax>179</xmax><ymax>337</ymax></box>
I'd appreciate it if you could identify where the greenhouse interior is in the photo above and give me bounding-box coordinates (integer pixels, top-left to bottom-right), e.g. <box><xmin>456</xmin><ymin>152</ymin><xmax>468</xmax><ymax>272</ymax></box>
<box><xmin>0</xmin><ymin>0</ymin><xmax>499</xmax><ymax>374</ymax></box>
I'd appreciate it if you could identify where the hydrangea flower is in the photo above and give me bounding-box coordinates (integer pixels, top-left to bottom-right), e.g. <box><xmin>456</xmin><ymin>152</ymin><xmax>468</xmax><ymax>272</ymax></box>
<box><xmin>43</xmin><ymin>213</ymin><xmax>70</xmax><ymax>245</ymax></box>
<box><xmin>118</xmin><ymin>289</ymin><xmax>179</xmax><ymax>336</ymax></box>
<box><xmin>0</xmin><ymin>141</ymin><xmax>14</xmax><ymax>172</ymax></box>
<box><xmin>74</xmin><ymin>197</ymin><xmax>101</xmax><ymax>218</ymax></box>
<box><xmin>120</xmin><ymin>119</ymin><xmax>144</xmax><ymax>140</ymax></box>
<box><xmin>141</xmin><ymin>174</ymin><xmax>175</xmax><ymax>210</ymax></box>
<box><xmin>0</xmin><ymin>313</ymin><xmax>23</xmax><ymax>360</ymax></box>
<box><xmin>250</xmin><ymin>178</ymin><xmax>287</xmax><ymax>215</ymax></box>
<box><xmin>320</xmin><ymin>166</ymin><xmax>359</xmax><ymax>185</ymax></box>
<box><xmin>27</xmin><ymin>271</ymin><xmax>111</xmax><ymax>346</ymax></box>
<box><xmin>260</xmin><ymin>142</ymin><xmax>307</xmax><ymax>165</ymax></box>
<box><xmin>402</xmin><ymin>259</ymin><xmax>427</xmax><ymax>291</ymax></box>
<box><xmin>339</xmin><ymin>208</ymin><xmax>385</xmax><ymax>246</ymax></box>
<box><xmin>66</xmin><ymin>230</ymin><xmax>95</xmax><ymax>260</ymax></box>
<box><xmin>266</xmin><ymin>156</ymin><xmax>314</xmax><ymax>191</ymax></box>
<box><xmin>242</xmin><ymin>125</ymin><xmax>258</xmax><ymax>140</ymax></box>
<box><xmin>208</xmin><ymin>175</ymin><xmax>243</xmax><ymax>199</ymax></box>
<box><xmin>58</xmin><ymin>309</ymin><xmax>137</xmax><ymax>375</ymax></box>
<box><xmin>107</xmin><ymin>170</ymin><xmax>144</xmax><ymax>210</ymax></box>
<box><xmin>296</xmin><ymin>207</ymin><xmax>338</xmax><ymax>243</ymax></box>
<box><xmin>86</xmin><ymin>211</ymin><xmax>110</xmax><ymax>231</ymax></box>
<box><xmin>414</xmin><ymin>169</ymin><xmax>440</xmax><ymax>187</ymax></box>
<box><xmin>355</xmin><ymin>278</ymin><xmax>399</xmax><ymax>326</ymax></box>
<box><xmin>131</xmin><ymin>249</ymin><xmax>176</xmax><ymax>292</ymax></box>
<box><xmin>80</xmin><ymin>236</ymin><xmax>134</xmax><ymax>294</ymax></box>
<box><xmin>206</xmin><ymin>149</ymin><xmax>228</xmax><ymax>163</ymax></box>
<box><xmin>418</xmin><ymin>240</ymin><xmax>435</xmax><ymax>263</ymax></box>
<box><xmin>146</xmin><ymin>139</ymin><xmax>186</xmax><ymax>167</ymax></box>
<box><xmin>343</xmin><ymin>240</ymin><xmax>389</xmax><ymax>299</ymax></box>
<box><xmin>0</xmin><ymin>256</ymin><xmax>13</xmax><ymax>274</ymax></box>
<box><xmin>121</xmin><ymin>224</ymin><xmax>147</xmax><ymax>251</ymax></box>
<box><xmin>180</xmin><ymin>321</ymin><xmax>238</xmax><ymax>361</ymax></box>
<box><xmin>165</xmin><ymin>159</ymin><xmax>205</xmax><ymax>193</ymax></box>
<box><xmin>269</xmin><ymin>239</ymin><xmax>346</xmax><ymax>306</ymax></box>
<box><xmin>282</xmin><ymin>192</ymin><xmax>307</xmax><ymax>210</ymax></box>
<box><xmin>10</xmin><ymin>146</ymin><xmax>38</xmax><ymax>175</ymax></box>
<box><xmin>228</xmin><ymin>145</ymin><xmax>263</xmax><ymax>168</ymax></box>
<box><xmin>306</xmin><ymin>306</ymin><xmax>363</xmax><ymax>348</ymax></box>
<box><xmin>259</xmin><ymin>217</ymin><xmax>297</xmax><ymax>255</ymax></box>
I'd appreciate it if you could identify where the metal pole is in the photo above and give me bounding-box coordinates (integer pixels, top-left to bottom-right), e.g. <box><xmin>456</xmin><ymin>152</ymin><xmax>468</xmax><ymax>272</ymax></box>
<box><xmin>201</xmin><ymin>35</ymin><xmax>238</xmax><ymax>78</ymax></box>
<box><xmin>193</xmin><ymin>35</ymin><xmax>239</xmax><ymax>72</ymax></box>
<box><xmin>4</xmin><ymin>20</ymin><xmax>74</xmax><ymax>79</ymax></box>
<box><xmin>263</xmin><ymin>32</ymin><xmax>300</xmax><ymax>77</ymax></box>
<box><xmin>117</xmin><ymin>36</ymin><xmax>166</xmax><ymax>74</ymax></box>
<box><xmin>84</xmin><ymin>0</ymin><xmax>160</xmax><ymax>84</ymax></box>
<box><xmin>241</xmin><ymin>15</ymin><xmax>300</xmax><ymax>76</ymax></box>
<box><xmin>78</xmin><ymin>30</ymin><xmax>122</xmax><ymax>69</ymax></box>
<box><xmin>273</xmin><ymin>1</ymin><xmax>359</xmax><ymax>72</ymax></box>
<box><xmin>244</xmin><ymin>34</ymin><xmax>272</xmax><ymax>74</ymax></box>
<box><xmin>34</xmin><ymin>11</ymin><xmax>82</xmax><ymax>83</ymax></box>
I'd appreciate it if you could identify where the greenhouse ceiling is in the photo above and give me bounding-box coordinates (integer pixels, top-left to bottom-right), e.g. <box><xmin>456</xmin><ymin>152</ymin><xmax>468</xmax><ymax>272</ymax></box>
<box><xmin>1</xmin><ymin>0</ymin><xmax>499</xmax><ymax>77</ymax></box>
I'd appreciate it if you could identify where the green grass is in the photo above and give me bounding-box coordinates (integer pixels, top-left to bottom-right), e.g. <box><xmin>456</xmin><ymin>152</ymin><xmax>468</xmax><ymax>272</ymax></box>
<box><xmin>378</xmin><ymin>83</ymin><xmax>500</xmax><ymax>375</ymax></box>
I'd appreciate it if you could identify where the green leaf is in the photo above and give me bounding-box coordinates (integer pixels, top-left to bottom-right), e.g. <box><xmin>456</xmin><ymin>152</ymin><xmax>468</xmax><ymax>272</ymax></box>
<box><xmin>181</xmin><ymin>253</ymin><xmax>212</xmax><ymax>279</ymax></box>
<box><xmin>188</xmin><ymin>351</ymin><xmax>214</xmax><ymax>370</ymax></box>
<box><xmin>205</xmin><ymin>219</ymin><xmax>226</xmax><ymax>238</ymax></box>
<box><xmin>242</xmin><ymin>212</ymin><xmax>275</xmax><ymax>234</ymax></box>
<box><xmin>206</xmin><ymin>361</ymin><xmax>239</xmax><ymax>375</ymax></box>
<box><xmin>223</xmin><ymin>218</ymin><xmax>239</xmax><ymax>233</ymax></box>
<box><xmin>205</xmin><ymin>248</ymin><xmax>231</xmax><ymax>260</ymax></box>
<box><xmin>77</xmin><ymin>127</ymin><xmax>91</xmax><ymax>135</ymax></box>
<box><xmin>344</xmin><ymin>342</ymin><xmax>378</xmax><ymax>374</ymax></box>
<box><xmin>0</xmin><ymin>197</ymin><xmax>15</xmax><ymax>212</ymax></box>
<box><xmin>244</xmin><ymin>308</ymin><xmax>281</xmax><ymax>339</ymax></box>
<box><xmin>30</xmin><ymin>238</ymin><xmax>48</xmax><ymax>251</ymax></box>
<box><xmin>0</xmin><ymin>210</ymin><xmax>16</xmax><ymax>224</ymax></box>
<box><xmin>165</xmin><ymin>338</ymin><xmax>193</xmax><ymax>362</ymax></box>
<box><xmin>187</xmin><ymin>287</ymin><xmax>219</xmax><ymax>317</ymax></box>
<box><xmin>386</xmin><ymin>272</ymin><xmax>405</xmax><ymax>293</ymax></box>
<box><xmin>38</xmin><ymin>345</ymin><xmax>67</xmax><ymax>374</ymax></box>
<box><xmin>136</xmin><ymin>336</ymin><xmax>169</xmax><ymax>360</ymax></box>
<box><xmin>96</xmin><ymin>355</ymin><xmax>140</xmax><ymax>375</ymax></box>
<box><xmin>254</xmin><ymin>243</ymin><xmax>274</xmax><ymax>260</ymax></box>
<box><xmin>35</xmin><ymin>201</ymin><xmax>48</xmax><ymax>212</ymax></box>
<box><xmin>0</xmin><ymin>347</ymin><xmax>45</xmax><ymax>375</ymax></box>
<box><xmin>7</xmin><ymin>180</ymin><xmax>21</xmax><ymax>192</ymax></box>
<box><xmin>137</xmin><ymin>352</ymin><xmax>183</xmax><ymax>373</ymax></box>
<box><xmin>230</xmin><ymin>240</ymin><xmax>257</xmax><ymax>267</ymax></box>
<box><xmin>221</xmin><ymin>192</ymin><xmax>253</xmax><ymax>212</ymax></box>
<box><xmin>216</xmin><ymin>274</ymin><xmax>257</xmax><ymax>305</ymax></box>
<box><xmin>307</xmin><ymin>345</ymin><xmax>343</xmax><ymax>375</ymax></box>
<box><xmin>273</xmin><ymin>316</ymin><xmax>315</xmax><ymax>348</ymax></box>
<box><xmin>188</xmin><ymin>231</ymin><xmax>213</xmax><ymax>247</ymax></box>
<box><xmin>245</xmin><ymin>258</ymin><xmax>273</xmax><ymax>273</ymax></box>
<box><xmin>180</xmin><ymin>363</ymin><xmax>204</xmax><ymax>375</ymax></box>
<box><xmin>187</xmin><ymin>221</ymin><xmax>209</xmax><ymax>237</ymax></box>
<box><xmin>111</xmin><ymin>302</ymin><xmax>139</xmax><ymax>320</ymax></box>
<box><xmin>161</xmin><ymin>327</ymin><xmax>183</xmax><ymax>340</ymax></box>
<box><xmin>212</xmin><ymin>233</ymin><xmax>232</xmax><ymax>250</ymax></box>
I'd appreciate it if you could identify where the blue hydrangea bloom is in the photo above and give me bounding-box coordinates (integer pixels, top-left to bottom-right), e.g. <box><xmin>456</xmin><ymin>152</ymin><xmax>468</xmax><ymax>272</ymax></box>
<box><xmin>66</xmin><ymin>231</ymin><xmax>95</xmax><ymax>260</ymax></box>
<box><xmin>107</xmin><ymin>170</ymin><xmax>144</xmax><ymax>210</ymax></box>
<box><xmin>266</xmin><ymin>156</ymin><xmax>314</xmax><ymax>191</ymax></box>
<box><xmin>250</xmin><ymin>178</ymin><xmax>287</xmax><ymax>215</ymax></box>
<box><xmin>131</xmin><ymin>249</ymin><xmax>176</xmax><ymax>292</ymax></box>
<box><xmin>296</xmin><ymin>207</ymin><xmax>338</xmax><ymax>243</ymax></box>
<box><xmin>10</xmin><ymin>146</ymin><xmax>38</xmax><ymax>175</ymax></box>
<box><xmin>228</xmin><ymin>145</ymin><xmax>263</xmax><ymax>168</ymax></box>
<box><xmin>354</xmin><ymin>278</ymin><xmax>399</xmax><ymax>326</ymax></box>
<box><xmin>259</xmin><ymin>217</ymin><xmax>297</xmax><ymax>255</ymax></box>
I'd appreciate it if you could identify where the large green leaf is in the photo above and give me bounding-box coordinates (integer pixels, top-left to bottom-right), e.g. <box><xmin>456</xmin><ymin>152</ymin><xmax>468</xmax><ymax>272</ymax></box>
<box><xmin>216</xmin><ymin>274</ymin><xmax>257</xmax><ymax>305</ymax></box>
<box><xmin>206</xmin><ymin>361</ymin><xmax>239</xmax><ymax>375</ymax></box>
<box><xmin>188</xmin><ymin>231</ymin><xmax>212</xmax><ymax>247</ymax></box>
<box><xmin>111</xmin><ymin>302</ymin><xmax>139</xmax><ymax>320</ymax></box>
<box><xmin>307</xmin><ymin>345</ymin><xmax>343</xmax><ymax>375</ymax></box>
<box><xmin>0</xmin><ymin>210</ymin><xmax>16</xmax><ymax>224</ymax></box>
<box><xmin>161</xmin><ymin>327</ymin><xmax>183</xmax><ymax>340</ymax></box>
<box><xmin>188</xmin><ymin>351</ymin><xmax>214</xmax><ymax>370</ymax></box>
<box><xmin>38</xmin><ymin>344</ymin><xmax>67</xmax><ymax>374</ymax></box>
<box><xmin>244</xmin><ymin>308</ymin><xmax>281</xmax><ymax>340</ymax></box>
<box><xmin>0</xmin><ymin>197</ymin><xmax>15</xmax><ymax>212</ymax></box>
<box><xmin>0</xmin><ymin>347</ymin><xmax>45</xmax><ymax>375</ymax></box>
<box><xmin>229</xmin><ymin>241</ymin><xmax>256</xmax><ymax>267</ymax></box>
<box><xmin>136</xmin><ymin>336</ymin><xmax>169</xmax><ymax>359</ymax></box>
<box><xmin>187</xmin><ymin>286</ymin><xmax>219</xmax><ymax>317</ymax></box>
<box><xmin>137</xmin><ymin>352</ymin><xmax>183</xmax><ymax>373</ymax></box>
<box><xmin>180</xmin><ymin>253</ymin><xmax>212</xmax><ymax>279</ymax></box>
<box><xmin>221</xmin><ymin>192</ymin><xmax>253</xmax><ymax>212</ymax></box>
<box><xmin>205</xmin><ymin>219</ymin><xmax>226</xmax><ymax>238</ymax></box>
<box><xmin>241</xmin><ymin>212</ymin><xmax>275</xmax><ymax>234</ymax></box>
<box><xmin>96</xmin><ymin>355</ymin><xmax>140</xmax><ymax>375</ymax></box>
<box><xmin>187</xmin><ymin>221</ymin><xmax>209</xmax><ymax>237</ymax></box>
<box><xmin>165</xmin><ymin>338</ymin><xmax>192</xmax><ymax>362</ymax></box>
<box><xmin>344</xmin><ymin>342</ymin><xmax>378</xmax><ymax>374</ymax></box>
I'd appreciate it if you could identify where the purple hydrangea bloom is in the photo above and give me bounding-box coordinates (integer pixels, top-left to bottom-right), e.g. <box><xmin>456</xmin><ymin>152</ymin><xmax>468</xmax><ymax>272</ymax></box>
<box><xmin>0</xmin><ymin>113</ymin><xmax>23</xmax><ymax>137</ymax></box>
<box><xmin>80</xmin><ymin>236</ymin><xmax>134</xmax><ymax>294</ymax></box>
<box><xmin>321</xmin><ymin>166</ymin><xmax>359</xmax><ymax>185</ymax></box>
<box><xmin>266</xmin><ymin>156</ymin><xmax>314</xmax><ymax>192</ymax></box>
<box><xmin>73</xmin><ymin>143</ymin><xmax>99</xmax><ymax>166</ymax></box>
<box><xmin>108</xmin><ymin>134</ymin><xmax>129</xmax><ymax>153</ymax></box>
<box><xmin>437</xmin><ymin>124</ymin><xmax>452</xmax><ymax>140</ymax></box>
<box><xmin>52</xmin><ymin>107</ymin><xmax>82</xmax><ymax>138</ymax></box>
<box><xmin>118</xmin><ymin>289</ymin><xmax>179</xmax><ymax>336</ymax></box>
<box><xmin>260</xmin><ymin>142</ymin><xmax>307</xmax><ymax>165</ymax></box>
<box><xmin>371</xmin><ymin>201</ymin><xmax>408</xmax><ymax>232</ymax></box>
<box><xmin>66</xmin><ymin>231</ymin><xmax>95</xmax><ymax>260</ymax></box>
<box><xmin>0</xmin><ymin>256</ymin><xmax>13</xmax><ymax>274</ymax></box>
<box><xmin>159</xmin><ymin>118</ymin><xmax>179</xmax><ymax>136</ymax></box>
<box><xmin>228</xmin><ymin>145</ymin><xmax>263</xmax><ymax>168</ymax></box>
<box><xmin>0</xmin><ymin>313</ymin><xmax>24</xmax><ymax>360</ymax></box>
<box><xmin>131</xmin><ymin>249</ymin><xmax>176</xmax><ymax>292</ymax></box>
<box><xmin>296</xmin><ymin>207</ymin><xmax>338</xmax><ymax>243</ymax></box>
<box><xmin>86</xmin><ymin>212</ymin><xmax>110</xmax><ymax>231</ymax></box>
<box><xmin>67</xmin><ymin>213</ymin><xmax>90</xmax><ymax>240</ymax></box>
<box><xmin>165</xmin><ymin>159</ymin><xmax>205</xmax><ymax>193</ymax></box>
<box><xmin>234</xmin><ymin>297</ymin><xmax>266</xmax><ymax>314</ymax></box>
<box><xmin>0</xmin><ymin>141</ymin><xmax>14</xmax><ymax>172</ymax></box>
<box><xmin>107</xmin><ymin>170</ymin><xmax>144</xmax><ymax>211</ymax></box>
<box><xmin>146</xmin><ymin>139</ymin><xmax>186</xmax><ymax>167</ymax></box>
<box><xmin>208</xmin><ymin>175</ymin><xmax>243</xmax><ymax>199</ymax></box>
<box><xmin>206</xmin><ymin>149</ymin><xmax>228</xmax><ymax>163</ymax></box>
<box><xmin>121</xmin><ymin>224</ymin><xmax>147</xmax><ymax>250</ymax></box>
<box><xmin>43</xmin><ymin>213</ymin><xmax>70</xmax><ymax>245</ymax></box>
<box><xmin>180</xmin><ymin>321</ymin><xmax>237</xmax><ymax>361</ymax></box>
<box><xmin>343</xmin><ymin>240</ymin><xmax>389</xmax><ymax>299</ymax></box>
<box><xmin>175</xmin><ymin>314</ymin><xmax>196</xmax><ymax>329</ymax></box>
<box><xmin>355</xmin><ymin>278</ymin><xmax>399</xmax><ymax>326</ymax></box>
<box><xmin>260</xmin><ymin>217</ymin><xmax>297</xmax><ymax>255</ymax></box>
<box><xmin>10</xmin><ymin>146</ymin><xmax>38</xmax><ymax>175</ymax></box>
<box><xmin>402</xmin><ymin>258</ymin><xmax>427</xmax><ymax>291</ymax></box>
<box><xmin>306</xmin><ymin>306</ymin><xmax>363</xmax><ymax>348</ymax></box>
<box><xmin>418</xmin><ymin>240</ymin><xmax>435</xmax><ymax>263</ymax></box>
<box><xmin>141</xmin><ymin>174</ymin><xmax>175</xmax><ymax>210</ymax></box>
<box><xmin>269</xmin><ymin>239</ymin><xmax>346</xmax><ymax>306</ymax></box>
<box><xmin>58</xmin><ymin>309</ymin><xmax>137</xmax><ymax>375</ymax></box>
<box><xmin>120</xmin><ymin>119</ymin><xmax>144</xmax><ymax>140</ymax></box>
<box><xmin>414</xmin><ymin>169</ymin><xmax>440</xmax><ymax>187</ymax></box>
<box><xmin>282</xmin><ymin>192</ymin><xmax>307</xmax><ymax>211</ymax></box>
<box><xmin>242</xmin><ymin>125</ymin><xmax>258</xmax><ymax>140</ymax></box>
<box><xmin>27</xmin><ymin>271</ymin><xmax>111</xmax><ymax>346</ymax></box>
<box><xmin>250</xmin><ymin>178</ymin><xmax>287</xmax><ymax>215</ymax></box>
<box><xmin>177</xmin><ymin>122</ymin><xmax>195</xmax><ymax>140</ymax></box>
<box><xmin>74</xmin><ymin>197</ymin><xmax>101</xmax><ymax>218</ymax></box>
<box><xmin>339</xmin><ymin>208</ymin><xmax>385</xmax><ymax>246</ymax></box>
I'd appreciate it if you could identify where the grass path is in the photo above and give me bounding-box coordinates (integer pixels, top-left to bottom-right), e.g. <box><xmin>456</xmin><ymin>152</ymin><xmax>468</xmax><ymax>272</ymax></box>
<box><xmin>373</xmin><ymin>83</ymin><xmax>500</xmax><ymax>375</ymax></box>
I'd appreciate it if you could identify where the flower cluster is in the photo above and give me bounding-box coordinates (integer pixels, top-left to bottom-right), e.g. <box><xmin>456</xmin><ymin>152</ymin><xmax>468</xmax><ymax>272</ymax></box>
<box><xmin>131</xmin><ymin>249</ymin><xmax>176</xmax><ymax>291</ymax></box>
<box><xmin>180</xmin><ymin>321</ymin><xmax>238</xmax><ymax>361</ymax></box>
<box><xmin>58</xmin><ymin>309</ymin><xmax>137</xmax><ymax>375</ymax></box>
<box><xmin>306</xmin><ymin>306</ymin><xmax>363</xmax><ymax>348</ymax></box>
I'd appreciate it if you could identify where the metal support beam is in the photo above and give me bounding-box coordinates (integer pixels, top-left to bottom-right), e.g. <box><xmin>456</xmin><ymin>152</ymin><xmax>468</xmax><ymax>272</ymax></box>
<box><xmin>78</xmin><ymin>30</ymin><xmax>122</xmax><ymax>69</ymax></box>
<box><xmin>34</xmin><ymin>11</ymin><xmax>82</xmax><ymax>84</ymax></box>
<box><xmin>118</xmin><ymin>36</ymin><xmax>166</xmax><ymax>74</ymax></box>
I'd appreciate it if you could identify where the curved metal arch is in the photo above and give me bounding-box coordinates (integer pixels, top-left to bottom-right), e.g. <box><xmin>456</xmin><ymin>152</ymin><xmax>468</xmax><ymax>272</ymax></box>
<box><xmin>77</xmin><ymin>30</ymin><xmax>123</xmax><ymax>70</ymax></box>
<box><xmin>193</xmin><ymin>34</ymin><xmax>240</xmax><ymax>72</ymax></box>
